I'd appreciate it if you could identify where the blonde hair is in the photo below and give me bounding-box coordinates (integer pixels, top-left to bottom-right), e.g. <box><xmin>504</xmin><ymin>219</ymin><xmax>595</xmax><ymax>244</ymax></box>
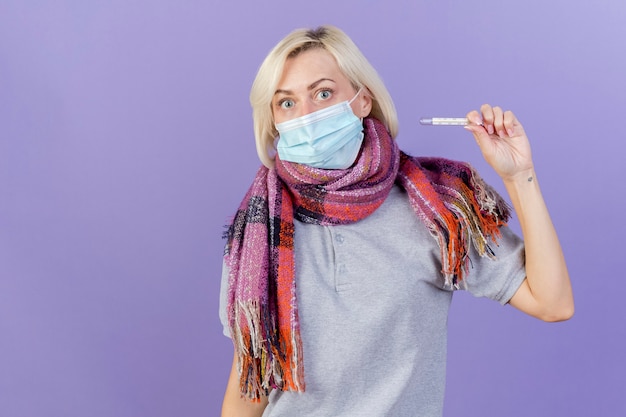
<box><xmin>250</xmin><ymin>25</ymin><xmax>399</xmax><ymax>167</ymax></box>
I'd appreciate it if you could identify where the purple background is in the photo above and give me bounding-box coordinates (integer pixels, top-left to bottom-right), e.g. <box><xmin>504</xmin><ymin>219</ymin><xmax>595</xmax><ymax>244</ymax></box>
<box><xmin>1</xmin><ymin>1</ymin><xmax>624</xmax><ymax>416</ymax></box>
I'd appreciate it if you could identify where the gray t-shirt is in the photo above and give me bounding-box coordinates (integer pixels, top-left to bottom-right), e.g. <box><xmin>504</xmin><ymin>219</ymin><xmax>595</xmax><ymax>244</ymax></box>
<box><xmin>219</xmin><ymin>185</ymin><xmax>526</xmax><ymax>416</ymax></box>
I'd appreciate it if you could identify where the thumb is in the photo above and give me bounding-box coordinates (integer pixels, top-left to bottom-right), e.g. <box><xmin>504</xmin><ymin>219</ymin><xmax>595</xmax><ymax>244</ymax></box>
<box><xmin>463</xmin><ymin>115</ymin><xmax>490</xmax><ymax>147</ymax></box>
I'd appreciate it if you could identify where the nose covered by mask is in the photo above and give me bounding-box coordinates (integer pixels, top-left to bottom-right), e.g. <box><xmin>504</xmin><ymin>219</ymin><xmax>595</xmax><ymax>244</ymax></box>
<box><xmin>275</xmin><ymin>89</ymin><xmax>364</xmax><ymax>170</ymax></box>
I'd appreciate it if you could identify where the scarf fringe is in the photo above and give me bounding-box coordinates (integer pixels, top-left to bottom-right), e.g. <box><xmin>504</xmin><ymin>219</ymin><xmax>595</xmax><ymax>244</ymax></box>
<box><xmin>230</xmin><ymin>299</ymin><xmax>306</xmax><ymax>401</ymax></box>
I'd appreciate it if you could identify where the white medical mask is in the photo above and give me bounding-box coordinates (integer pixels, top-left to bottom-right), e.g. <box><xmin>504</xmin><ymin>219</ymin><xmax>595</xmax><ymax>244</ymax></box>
<box><xmin>275</xmin><ymin>90</ymin><xmax>364</xmax><ymax>169</ymax></box>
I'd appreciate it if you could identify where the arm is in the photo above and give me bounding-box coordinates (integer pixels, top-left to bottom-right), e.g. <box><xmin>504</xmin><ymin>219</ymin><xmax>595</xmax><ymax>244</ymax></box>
<box><xmin>221</xmin><ymin>351</ymin><xmax>269</xmax><ymax>417</ymax></box>
<box><xmin>465</xmin><ymin>105</ymin><xmax>574</xmax><ymax>322</ymax></box>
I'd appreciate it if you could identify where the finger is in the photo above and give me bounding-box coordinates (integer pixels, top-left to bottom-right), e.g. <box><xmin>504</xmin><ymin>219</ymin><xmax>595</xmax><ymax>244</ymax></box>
<box><xmin>492</xmin><ymin>106</ymin><xmax>505</xmax><ymax>138</ymax></box>
<box><xmin>480</xmin><ymin>104</ymin><xmax>495</xmax><ymax>135</ymax></box>
<box><xmin>503</xmin><ymin>110</ymin><xmax>516</xmax><ymax>136</ymax></box>
<box><xmin>465</xmin><ymin>110</ymin><xmax>483</xmax><ymax>126</ymax></box>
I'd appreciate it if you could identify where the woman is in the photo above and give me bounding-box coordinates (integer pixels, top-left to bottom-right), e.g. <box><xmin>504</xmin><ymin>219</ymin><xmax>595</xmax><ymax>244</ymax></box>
<box><xmin>219</xmin><ymin>25</ymin><xmax>573</xmax><ymax>417</ymax></box>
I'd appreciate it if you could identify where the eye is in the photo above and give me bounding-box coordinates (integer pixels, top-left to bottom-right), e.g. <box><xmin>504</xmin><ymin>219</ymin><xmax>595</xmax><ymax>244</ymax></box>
<box><xmin>316</xmin><ymin>89</ymin><xmax>332</xmax><ymax>101</ymax></box>
<box><xmin>279</xmin><ymin>99</ymin><xmax>295</xmax><ymax>109</ymax></box>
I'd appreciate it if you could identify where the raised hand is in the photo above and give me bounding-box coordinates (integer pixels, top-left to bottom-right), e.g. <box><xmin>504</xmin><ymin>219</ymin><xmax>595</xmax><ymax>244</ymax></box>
<box><xmin>464</xmin><ymin>104</ymin><xmax>534</xmax><ymax>181</ymax></box>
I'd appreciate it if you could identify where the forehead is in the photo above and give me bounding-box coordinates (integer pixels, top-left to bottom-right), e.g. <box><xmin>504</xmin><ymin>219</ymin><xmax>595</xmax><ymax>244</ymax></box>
<box><xmin>277</xmin><ymin>48</ymin><xmax>349</xmax><ymax>89</ymax></box>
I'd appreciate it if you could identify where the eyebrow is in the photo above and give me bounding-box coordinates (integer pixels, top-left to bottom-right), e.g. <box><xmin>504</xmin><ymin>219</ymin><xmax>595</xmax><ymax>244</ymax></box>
<box><xmin>274</xmin><ymin>78</ymin><xmax>336</xmax><ymax>96</ymax></box>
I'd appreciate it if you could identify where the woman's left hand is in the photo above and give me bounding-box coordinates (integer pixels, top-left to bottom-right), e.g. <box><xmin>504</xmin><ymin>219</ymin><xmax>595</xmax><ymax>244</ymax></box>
<box><xmin>464</xmin><ymin>104</ymin><xmax>534</xmax><ymax>181</ymax></box>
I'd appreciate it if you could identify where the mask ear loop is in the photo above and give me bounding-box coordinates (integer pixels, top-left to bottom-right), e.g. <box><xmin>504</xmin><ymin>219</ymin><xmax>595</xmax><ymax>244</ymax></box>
<box><xmin>348</xmin><ymin>87</ymin><xmax>363</xmax><ymax>105</ymax></box>
<box><xmin>349</xmin><ymin>87</ymin><xmax>365</xmax><ymax>123</ymax></box>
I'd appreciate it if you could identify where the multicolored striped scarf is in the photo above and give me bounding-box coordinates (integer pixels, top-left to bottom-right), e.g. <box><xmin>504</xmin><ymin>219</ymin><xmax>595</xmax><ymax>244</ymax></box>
<box><xmin>223</xmin><ymin>117</ymin><xmax>510</xmax><ymax>400</ymax></box>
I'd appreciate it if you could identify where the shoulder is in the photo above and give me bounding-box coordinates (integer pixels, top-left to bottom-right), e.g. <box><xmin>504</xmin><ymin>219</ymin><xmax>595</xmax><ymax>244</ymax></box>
<box><xmin>411</xmin><ymin>155</ymin><xmax>475</xmax><ymax>183</ymax></box>
<box><xmin>401</xmin><ymin>152</ymin><xmax>512</xmax><ymax>225</ymax></box>
<box><xmin>400</xmin><ymin>153</ymin><xmax>482</xmax><ymax>194</ymax></box>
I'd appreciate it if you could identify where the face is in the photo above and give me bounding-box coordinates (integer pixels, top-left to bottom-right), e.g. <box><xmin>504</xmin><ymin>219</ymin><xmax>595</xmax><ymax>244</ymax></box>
<box><xmin>272</xmin><ymin>48</ymin><xmax>372</xmax><ymax>124</ymax></box>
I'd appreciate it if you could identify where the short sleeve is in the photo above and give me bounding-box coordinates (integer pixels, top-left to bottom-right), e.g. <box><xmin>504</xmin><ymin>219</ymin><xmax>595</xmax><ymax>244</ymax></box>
<box><xmin>218</xmin><ymin>260</ymin><xmax>232</xmax><ymax>338</ymax></box>
<box><xmin>461</xmin><ymin>225</ymin><xmax>526</xmax><ymax>304</ymax></box>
